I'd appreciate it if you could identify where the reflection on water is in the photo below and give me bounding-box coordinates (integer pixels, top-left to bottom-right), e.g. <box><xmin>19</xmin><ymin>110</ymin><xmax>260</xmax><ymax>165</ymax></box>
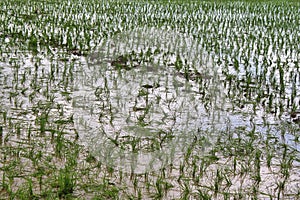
<box><xmin>0</xmin><ymin>29</ymin><xmax>299</xmax><ymax>199</ymax></box>
<box><xmin>0</xmin><ymin>1</ymin><xmax>300</xmax><ymax>198</ymax></box>
<box><xmin>73</xmin><ymin>27</ymin><xmax>300</xmax><ymax>173</ymax></box>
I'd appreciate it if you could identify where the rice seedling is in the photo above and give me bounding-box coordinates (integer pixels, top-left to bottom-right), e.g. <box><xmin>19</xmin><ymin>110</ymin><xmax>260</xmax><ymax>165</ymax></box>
<box><xmin>0</xmin><ymin>0</ymin><xmax>300</xmax><ymax>198</ymax></box>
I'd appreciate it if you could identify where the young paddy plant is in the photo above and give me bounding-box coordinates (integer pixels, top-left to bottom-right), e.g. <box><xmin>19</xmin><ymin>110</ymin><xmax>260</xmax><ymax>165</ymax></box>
<box><xmin>1</xmin><ymin>0</ymin><xmax>300</xmax><ymax>199</ymax></box>
<box><xmin>45</xmin><ymin>165</ymin><xmax>75</xmax><ymax>199</ymax></box>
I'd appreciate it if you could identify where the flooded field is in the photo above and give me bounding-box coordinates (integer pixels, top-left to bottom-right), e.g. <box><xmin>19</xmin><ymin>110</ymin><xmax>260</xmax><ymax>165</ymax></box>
<box><xmin>0</xmin><ymin>0</ymin><xmax>300</xmax><ymax>199</ymax></box>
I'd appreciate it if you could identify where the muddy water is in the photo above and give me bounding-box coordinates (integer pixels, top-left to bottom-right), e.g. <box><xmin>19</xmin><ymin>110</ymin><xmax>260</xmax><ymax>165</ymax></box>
<box><xmin>0</xmin><ymin>28</ymin><xmax>299</xmax><ymax>199</ymax></box>
<box><xmin>73</xmin><ymin>28</ymin><xmax>222</xmax><ymax>173</ymax></box>
<box><xmin>72</xmin><ymin>27</ymin><xmax>300</xmax><ymax>173</ymax></box>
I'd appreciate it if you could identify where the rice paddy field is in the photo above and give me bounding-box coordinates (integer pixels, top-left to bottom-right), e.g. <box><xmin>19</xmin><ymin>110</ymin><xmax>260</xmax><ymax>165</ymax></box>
<box><xmin>0</xmin><ymin>0</ymin><xmax>300</xmax><ymax>199</ymax></box>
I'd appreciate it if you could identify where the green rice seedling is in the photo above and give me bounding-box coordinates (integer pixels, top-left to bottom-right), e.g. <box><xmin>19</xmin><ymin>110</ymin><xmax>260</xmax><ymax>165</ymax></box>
<box><xmin>154</xmin><ymin>177</ymin><xmax>164</xmax><ymax>199</ymax></box>
<box><xmin>251</xmin><ymin>183</ymin><xmax>259</xmax><ymax>200</ymax></box>
<box><xmin>1</xmin><ymin>170</ymin><xmax>8</xmax><ymax>193</ymax></box>
<box><xmin>57</xmin><ymin>168</ymin><xmax>76</xmax><ymax>199</ymax></box>
<box><xmin>181</xmin><ymin>180</ymin><xmax>191</xmax><ymax>200</ymax></box>
<box><xmin>14</xmin><ymin>178</ymin><xmax>36</xmax><ymax>200</ymax></box>
<box><xmin>266</xmin><ymin>151</ymin><xmax>273</xmax><ymax>169</ymax></box>
<box><xmin>254</xmin><ymin>150</ymin><xmax>261</xmax><ymax>184</ymax></box>
<box><xmin>0</xmin><ymin>126</ymin><xmax>3</xmax><ymax>145</ymax></box>
<box><xmin>213</xmin><ymin>169</ymin><xmax>224</xmax><ymax>195</ymax></box>
<box><xmin>276</xmin><ymin>180</ymin><xmax>286</xmax><ymax>199</ymax></box>
<box><xmin>54</xmin><ymin>129</ymin><xmax>65</xmax><ymax>158</ymax></box>
<box><xmin>0</xmin><ymin>0</ymin><xmax>300</xmax><ymax>198</ymax></box>
<box><xmin>32</xmin><ymin>166</ymin><xmax>45</xmax><ymax>193</ymax></box>
<box><xmin>133</xmin><ymin>175</ymin><xmax>139</xmax><ymax>192</ymax></box>
<box><xmin>197</xmin><ymin>188</ymin><xmax>211</xmax><ymax>200</ymax></box>
<box><xmin>2</xmin><ymin>112</ymin><xmax>7</xmax><ymax>124</ymax></box>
